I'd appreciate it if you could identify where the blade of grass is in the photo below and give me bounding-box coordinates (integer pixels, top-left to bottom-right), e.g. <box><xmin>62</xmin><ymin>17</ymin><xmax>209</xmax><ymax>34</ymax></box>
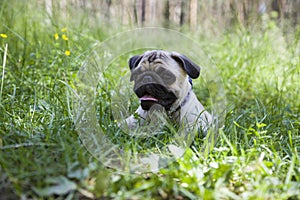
<box><xmin>0</xmin><ymin>43</ymin><xmax>8</xmax><ymax>103</ymax></box>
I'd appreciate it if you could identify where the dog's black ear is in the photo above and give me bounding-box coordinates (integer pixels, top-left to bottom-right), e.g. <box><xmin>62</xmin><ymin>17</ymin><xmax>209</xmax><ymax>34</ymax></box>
<box><xmin>171</xmin><ymin>52</ymin><xmax>201</xmax><ymax>79</ymax></box>
<box><xmin>129</xmin><ymin>55</ymin><xmax>143</xmax><ymax>70</ymax></box>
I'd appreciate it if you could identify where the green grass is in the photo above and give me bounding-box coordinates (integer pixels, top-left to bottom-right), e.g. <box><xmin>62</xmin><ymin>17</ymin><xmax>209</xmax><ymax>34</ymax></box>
<box><xmin>1</xmin><ymin>1</ymin><xmax>300</xmax><ymax>199</ymax></box>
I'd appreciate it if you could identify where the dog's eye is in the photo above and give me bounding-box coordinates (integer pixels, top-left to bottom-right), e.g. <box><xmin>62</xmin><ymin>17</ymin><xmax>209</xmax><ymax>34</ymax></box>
<box><xmin>162</xmin><ymin>72</ymin><xmax>176</xmax><ymax>84</ymax></box>
<box><xmin>162</xmin><ymin>73</ymin><xmax>171</xmax><ymax>79</ymax></box>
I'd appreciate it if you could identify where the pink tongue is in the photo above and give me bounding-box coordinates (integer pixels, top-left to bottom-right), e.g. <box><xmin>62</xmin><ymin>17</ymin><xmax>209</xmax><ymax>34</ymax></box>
<box><xmin>140</xmin><ymin>95</ymin><xmax>158</xmax><ymax>102</ymax></box>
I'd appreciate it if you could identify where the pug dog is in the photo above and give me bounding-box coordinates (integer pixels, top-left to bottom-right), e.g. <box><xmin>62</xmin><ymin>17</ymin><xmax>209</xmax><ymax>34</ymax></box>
<box><xmin>124</xmin><ymin>50</ymin><xmax>212</xmax><ymax>134</ymax></box>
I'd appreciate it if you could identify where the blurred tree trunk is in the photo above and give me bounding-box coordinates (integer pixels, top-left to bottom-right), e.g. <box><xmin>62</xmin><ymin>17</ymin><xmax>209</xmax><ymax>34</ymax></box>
<box><xmin>133</xmin><ymin>0</ymin><xmax>138</xmax><ymax>24</ymax></box>
<box><xmin>272</xmin><ymin>0</ymin><xmax>283</xmax><ymax>18</ymax></box>
<box><xmin>163</xmin><ymin>0</ymin><xmax>170</xmax><ymax>27</ymax></box>
<box><xmin>106</xmin><ymin>0</ymin><xmax>112</xmax><ymax>21</ymax></box>
<box><xmin>141</xmin><ymin>0</ymin><xmax>146</xmax><ymax>24</ymax></box>
<box><xmin>190</xmin><ymin>0</ymin><xmax>197</xmax><ymax>30</ymax></box>
<box><xmin>179</xmin><ymin>0</ymin><xmax>186</xmax><ymax>26</ymax></box>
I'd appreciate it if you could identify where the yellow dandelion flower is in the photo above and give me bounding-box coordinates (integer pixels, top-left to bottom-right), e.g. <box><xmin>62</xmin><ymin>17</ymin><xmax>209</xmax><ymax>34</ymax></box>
<box><xmin>54</xmin><ymin>33</ymin><xmax>59</xmax><ymax>40</ymax></box>
<box><xmin>0</xmin><ymin>33</ymin><xmax>8</xmax><ymax>39</ymax></box>
<box><xmin>62</xmin><ymin>34</ymin><xmax>68</xmax><ymax>41</ymax></box>
<box><xmin>61</xmin><ymin>27</ymin><xmax>67</xmax><ymax>32</ymax></box>
<box><xmin>65</xmin><ymin>50</ymin><xmax>71</xmax><ymax>56</ymax></box>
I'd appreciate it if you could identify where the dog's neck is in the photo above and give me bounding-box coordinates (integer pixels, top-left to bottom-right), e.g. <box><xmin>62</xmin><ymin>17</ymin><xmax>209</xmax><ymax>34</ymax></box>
<box><xmin>167</xmin><ymin>88</ymin><xmax>192</xmax><ymax>118</ymax></box>
<box><xmin>168</xmin><ymin>76</ymin><xmax>192</xmax><ymax>118</ymax></box>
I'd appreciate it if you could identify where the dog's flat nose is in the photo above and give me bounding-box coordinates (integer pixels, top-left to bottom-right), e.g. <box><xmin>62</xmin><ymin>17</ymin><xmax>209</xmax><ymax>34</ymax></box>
<box><xmin>142</xmin><ymin>75</ymin><xmax>153</xmax><ymax>83</ymax></box>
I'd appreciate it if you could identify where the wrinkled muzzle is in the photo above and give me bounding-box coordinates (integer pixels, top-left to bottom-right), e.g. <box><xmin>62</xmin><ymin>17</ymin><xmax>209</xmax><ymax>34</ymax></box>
<box><xmin>130</xmin><ymin>69</ymin><xmax>177</xmax><ymax>110</ymax></box>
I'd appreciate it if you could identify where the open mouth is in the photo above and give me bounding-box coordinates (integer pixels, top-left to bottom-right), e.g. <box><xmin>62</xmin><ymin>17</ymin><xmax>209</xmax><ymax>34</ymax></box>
<box><xmin>135</xmin><ymin>84</ymin><xmax>177</xmax><ymax>111</ymax></box>
<box><xmin>140</xmin><ymin>94</ymin><xmax>159</xmax><ymax>110</ymax></box>
<box><xmin>140</xmin><ymin>94</ymin><xmax>159</xmax><ymax>102</ymax></box>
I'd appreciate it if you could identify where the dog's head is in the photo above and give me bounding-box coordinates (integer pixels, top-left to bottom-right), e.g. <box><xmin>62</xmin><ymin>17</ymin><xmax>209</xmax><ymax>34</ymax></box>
<box><xmin>129</xmin><ymin>50</ymin><xmax>201</xmax><ymax>111</ymax></box>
